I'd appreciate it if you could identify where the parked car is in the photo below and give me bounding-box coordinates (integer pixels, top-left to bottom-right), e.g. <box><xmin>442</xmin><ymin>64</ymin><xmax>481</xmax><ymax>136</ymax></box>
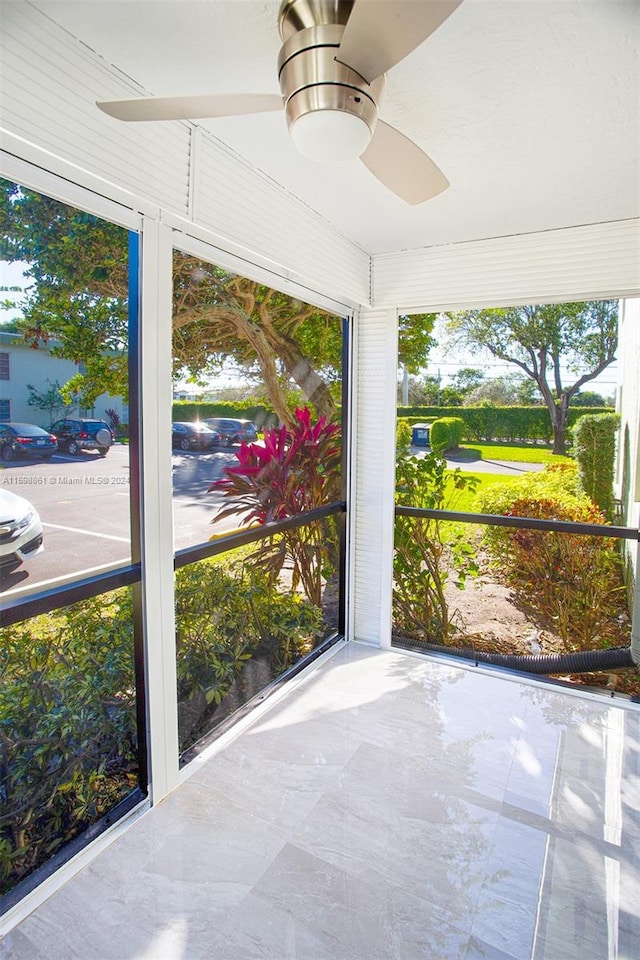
<box><xmin>172</xmin><ymin>421</ymin><xmax>220</xmax><ymax>451</ymax></box>
<box><xmin>50</xmin><ymin>418</ymin><xmax>114</xmax><ymax>456</ymax></box>
<box><xmin>0</xmin><ymin>488</ymin><xmax>44</xmax><ymax>571</ymax></box>
<box><xmin>204</xmin><ymin>417</ymin><xmax>258</xmax><ymax>446</ymax></box>
<box><xmin>0</xmin><ymin>422</ymin><xmax>58</xmax><ymax>461</ymax></box>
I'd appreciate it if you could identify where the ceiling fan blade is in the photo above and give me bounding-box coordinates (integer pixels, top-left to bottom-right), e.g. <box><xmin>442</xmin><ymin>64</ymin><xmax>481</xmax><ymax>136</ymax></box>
<box><xmin>360</xmin><ymin>121</ymin><xmax>449</xmax><ymax>204</ymax></box>
<box><xmin>96</xmin><ymin>93</ymin><xmax>283</xmax><ymax>122</ymax></box>
<box><xmin>337</xmin><ymin>0</ymin><xmax>464</xmax><ymax>84</ymax></box>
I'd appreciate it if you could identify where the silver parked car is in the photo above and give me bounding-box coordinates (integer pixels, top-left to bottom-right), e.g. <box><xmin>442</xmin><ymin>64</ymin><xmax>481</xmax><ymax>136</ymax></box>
<box><xmin>0</xmin><ymin>488</ymin><xmax>44</xmax><ymax>572</ymax></box>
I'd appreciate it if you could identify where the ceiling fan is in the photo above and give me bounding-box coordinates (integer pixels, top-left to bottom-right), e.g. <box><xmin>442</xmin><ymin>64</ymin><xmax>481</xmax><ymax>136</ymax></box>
<box><xmin>97</xmin><ymin>0</ymin><xmax>464</xmax><ymax>205</ymax></box>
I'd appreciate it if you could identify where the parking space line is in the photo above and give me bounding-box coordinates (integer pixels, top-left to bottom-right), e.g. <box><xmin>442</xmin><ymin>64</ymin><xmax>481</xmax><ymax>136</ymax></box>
<box><xmin>42</xmin><ymin>522</ymin><xmax>130</xmax><ymax>543</ymax></box>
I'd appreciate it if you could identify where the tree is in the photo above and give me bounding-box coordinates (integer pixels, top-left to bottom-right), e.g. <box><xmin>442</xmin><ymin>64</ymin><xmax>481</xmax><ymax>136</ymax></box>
<box><xmin>462</xmin><ymin>374</ymin><xmax>539</xmax><ymax>407</ymax></box>
<box><xmin>572</xmin><ymin>390</ymin><xmax>608</xmax><ymax>407</ymax></box>
<box><xmin>450</xmin><ymin>367</ymin><xmax>485</xmax><ymax>395</ymax></box>
<box><xmin>463</xmin><ymin>377</ymin><xmax>520</xmax><ymax>406</ymax></box>
<box><xmin>26</xmin><ymin>379</ymin><xmax>75</xmax><ymax>426</ymax></box>
<box><xmin>2</xmin><ymin>182</ymin><xmax>437</xmax><ymax>424</ymax></box>
<box><xmin>447</xmin><ymin>301</ymin><xmax>618</xmax><ymax>454</ymax></box>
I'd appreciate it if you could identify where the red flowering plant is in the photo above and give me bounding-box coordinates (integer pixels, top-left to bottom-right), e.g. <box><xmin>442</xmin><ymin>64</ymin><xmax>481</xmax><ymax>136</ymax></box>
<box><xmin>210</xmin><ymin>408</ymin><xmax>341</xmax><ymax>607</ymax></box>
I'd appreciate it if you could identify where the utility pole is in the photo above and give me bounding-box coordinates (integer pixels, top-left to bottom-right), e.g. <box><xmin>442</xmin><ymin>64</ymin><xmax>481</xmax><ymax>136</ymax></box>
<box><xmin>402</xmin><ymin>364</ymin><xmax>409</xmax><ymax>406</ymax></box>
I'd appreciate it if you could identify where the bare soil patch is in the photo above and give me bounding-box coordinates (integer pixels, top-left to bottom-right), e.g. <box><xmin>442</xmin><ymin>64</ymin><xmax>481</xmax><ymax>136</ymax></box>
<box><xmin>442</xmin><ymin>559</ymin><xmax>640</xmax><ymax>699</ymax></box>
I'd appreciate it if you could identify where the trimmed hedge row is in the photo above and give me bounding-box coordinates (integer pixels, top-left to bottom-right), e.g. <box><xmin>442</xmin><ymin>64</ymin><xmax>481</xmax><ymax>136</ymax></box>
<box><xmin>396</xmin><ymin>406</ymin><xmax>614</xmax><ymax>443</ymax></box>
<box><xmin>172</xmin><ymin>400</ymin><xmax>277</xmax><ymax>428</ymax></box>
<box><xmin>172</xmin><ymin>401</ymin><xmax>614</xmax><ymax>445</ymax></box>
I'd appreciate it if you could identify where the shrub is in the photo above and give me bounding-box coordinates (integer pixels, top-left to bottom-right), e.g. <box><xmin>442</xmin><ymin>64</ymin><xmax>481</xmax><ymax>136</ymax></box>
<box><xmin>475</xmin><ymin>464</ymin><xmax>626</xmax><ymax>651</ymax></box>
<box><xmin>175</xmin><ymin>558</ymin><xmax>323</xmax><ymax>751</ymax></box>
<box><xmin>573</xmin><ymin>412</ymin><xmax>620</xmax><ymax>519</ymax></box>
<box><xmin>394</xmin><ymin>453</ymin><xmax>479</xmax><ymax>644</ymax></box>
<box><xmin>475</xmin><ymin>462</ymin><xmax>586</xmax><ymax>521</ymax></box>
<box><xmin>1</xmin><ymin>556</ymin><xmax>325</xmax><ymax>896</ymax></box>
<box><xmin>430</xmin><ymin>417</ymin><xmax>464</xmax><ymax>453</ymax></box>
<box><xmin>212</xmin><ymin>407</ymin><xmax>341</xmax><ymax>606</ymax></box>
<box><xmin>396</xmin><ymin>418</ymin><xmax>412</xmax><ymax>457</ymax></box>
<box><xmin>0</xmin><ymin>591</ymin><xmax>138</xmax><ymax>896</ymax></box>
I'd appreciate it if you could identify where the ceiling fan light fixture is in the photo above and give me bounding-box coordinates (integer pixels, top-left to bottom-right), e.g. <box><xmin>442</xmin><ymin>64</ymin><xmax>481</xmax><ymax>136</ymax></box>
<box><xmin>290</xmin><ymin>109</ymin><xmax>371</xmax><ymax>161</ymax></box>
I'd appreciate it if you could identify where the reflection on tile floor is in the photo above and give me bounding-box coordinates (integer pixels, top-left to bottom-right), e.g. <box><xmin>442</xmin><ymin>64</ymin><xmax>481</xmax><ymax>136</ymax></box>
<box><xmin>2</xmin><ymin>642</ymin><xmax>639</xmax><ymax>959</ymax></box>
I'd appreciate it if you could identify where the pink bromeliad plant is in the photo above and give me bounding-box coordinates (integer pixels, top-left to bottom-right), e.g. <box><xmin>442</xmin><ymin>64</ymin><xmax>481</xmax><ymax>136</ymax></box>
<box><xmin>210</xmin><ymin>408</ymin><xmax>341</xmax><ymax>606</ymax></box>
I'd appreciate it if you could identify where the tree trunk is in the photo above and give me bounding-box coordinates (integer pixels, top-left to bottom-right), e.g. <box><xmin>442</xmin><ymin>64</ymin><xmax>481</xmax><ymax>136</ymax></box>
<box><xmin>552</xmin><ymin>418</ymin><xmax>567</xmax><ymax>455</ymax></box>
<box><xmin>535</xmin><ymin>376</ymin><xmax>568</xmax><ymax>456</ymax></box>
<box><xmin>549</xmin><ymin>396</ymin><xmax>570</xmax><ymax>455</ymax></box>
<box><xmin>257</xmin><ymin>315</ymin><xmax>337</xmax><ymax>421</ymax></box>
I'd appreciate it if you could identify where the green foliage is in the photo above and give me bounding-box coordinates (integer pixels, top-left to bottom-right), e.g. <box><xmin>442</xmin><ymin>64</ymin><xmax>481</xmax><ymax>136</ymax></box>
<box><xmin>173</xmin><ymin>400</ymin><xmax>279</xmax><ymax>429</ymax></box>
<box><xmin>573</xmin><ymin>412</ymin><xmax>620</xmax><ymax>519</ymax></box>
<box><xmin>572</xmin><ymin>390</ymin><xmax>608</xmax><ymax>407</ymax></box>
<box><xmin>394</xmin><ymin>453</ymin><xmax>479</xmax><ymax>644</ymax></box>
<box><xmin>397</xmin><ymin>313</ymin><xmax>438</xmax><ymax>373</ymax></box>
<box><xmin>26</xmin><ymin>379</ymin><xmax>75</xmax><ymax>427</ymax></box>
<box><xmin>395</xmin><ymin>418</ymin><xmax>413</xmax><ymax>457</ymax></box>
<box><xmin>1</xmin><ymin>555</ymin><xmax>328</xmax><ymax>894</ymax></box>
<box><xmin>475</xmin><ymin>464</ymin><xmax>626</xmax><ymax>651</ymax></box>
<box><xmin>446</xmin><ymin>301</ymin><xmax>618</xmax><ymax>454</ymax></box>
<box><xmin>430</xmin><ymin>417</ymin><xmax>464</xmax><ymax>453</ymax></box>
<box><xmin>395</xmin><ymin>405</ymin><xmax>612</xmax><ymax>443</ymax></box>
<box><xmin>175</xmin><ymin>558</ymin><xmax>323</xmax><ymax>752</ymax></box>
<box><xmin>0</xmin><ymin>591</ymin><xmax>138</xmax><ymax>895</ymax></box>
<box><xmin>212</xmin><ymin>408</ymin><xmax>341</xmax><ymax>607</ymax></box>
<box><xmin>475</xmin><ymin>462</ymin><xmax>587</xmax><ymax>523</ymax></box>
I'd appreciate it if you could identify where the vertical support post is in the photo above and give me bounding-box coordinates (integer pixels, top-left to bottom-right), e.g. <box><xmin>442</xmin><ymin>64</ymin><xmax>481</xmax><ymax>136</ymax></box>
<box><xmin>138</xmin><ymin>217</ymin><xmax>180</xmax><ymax>801</ymax></box>
<box><xmin>352</xmin><ymin>307</ymin><xmax>399</xmax><ymax>649</ymax></box>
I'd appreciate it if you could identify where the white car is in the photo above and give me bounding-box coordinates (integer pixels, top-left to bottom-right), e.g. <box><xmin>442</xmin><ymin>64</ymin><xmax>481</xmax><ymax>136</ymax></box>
<box><xmin>0</xmin><ymin>488</ymin><xmax>44</xmax><ymax>571</ymax></box>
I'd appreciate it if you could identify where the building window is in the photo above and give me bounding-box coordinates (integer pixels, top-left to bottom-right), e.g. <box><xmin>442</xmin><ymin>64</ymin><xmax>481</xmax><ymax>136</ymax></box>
<box><xmin>0</xmin><ymin>399</ymin><xmax>9</xmax><ymax>420</ymax></box>
<box><xmin>0</xmin><ymin>353</ymin><xmax>9</xmax><ymax>380</ymax></box>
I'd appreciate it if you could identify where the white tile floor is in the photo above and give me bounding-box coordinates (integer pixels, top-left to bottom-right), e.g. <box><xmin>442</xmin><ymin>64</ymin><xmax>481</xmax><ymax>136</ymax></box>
<box><xmin>2</xmin><ymin>641</ymin><xmax>639</xmax><ymax>959</ymax></box>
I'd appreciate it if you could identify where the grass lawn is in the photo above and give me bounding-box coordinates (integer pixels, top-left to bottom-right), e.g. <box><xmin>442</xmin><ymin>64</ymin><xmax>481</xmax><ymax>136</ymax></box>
<box><xmin>453</xmin><ymin>441</ymin><xmax>573</xmax><ymax>465</ymax></box>
<box><xmin>444</xmin><ymin>472</ymin><xmax>513</xmax><ymax>513</ymax></box>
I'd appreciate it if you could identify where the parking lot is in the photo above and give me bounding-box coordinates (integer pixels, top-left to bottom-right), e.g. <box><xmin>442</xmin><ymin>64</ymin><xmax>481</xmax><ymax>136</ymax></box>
<box><xmin>0</xmin><ymin>443</ymin><xmax>242</xmax><ymax>597</ymax></box>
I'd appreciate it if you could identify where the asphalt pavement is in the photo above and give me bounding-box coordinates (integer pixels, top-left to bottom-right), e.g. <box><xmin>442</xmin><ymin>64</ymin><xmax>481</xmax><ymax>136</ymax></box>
<box><xmin>0</xmin><ymin>444</ymin><xmax>240</xmax><ymax>598</ymax></box>
<box><xmin>2</xmin><ymin>443</ymin><xmax>545</xmax><ymax>599</ymax></box>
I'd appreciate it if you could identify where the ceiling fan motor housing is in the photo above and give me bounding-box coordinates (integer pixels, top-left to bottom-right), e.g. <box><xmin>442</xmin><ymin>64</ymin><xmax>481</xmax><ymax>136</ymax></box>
<box><xmin>277</xmin><ymin>0</ymin><xmax>385</xmax><ymax>160</ymax></box>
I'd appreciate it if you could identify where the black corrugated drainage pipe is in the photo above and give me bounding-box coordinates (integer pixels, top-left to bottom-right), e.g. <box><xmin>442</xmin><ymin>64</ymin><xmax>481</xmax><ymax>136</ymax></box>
<box><xmin>399</xmin><ymin>642</ymin><xmax>636</xmax><ymax>675</ymax></box>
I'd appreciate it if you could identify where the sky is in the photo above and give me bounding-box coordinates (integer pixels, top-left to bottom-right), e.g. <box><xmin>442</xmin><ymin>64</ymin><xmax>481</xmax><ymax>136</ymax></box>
<box><xmin>413</xmin><ymin>315</ymin><xmax>619</xmax><ymax>398</ymax></box>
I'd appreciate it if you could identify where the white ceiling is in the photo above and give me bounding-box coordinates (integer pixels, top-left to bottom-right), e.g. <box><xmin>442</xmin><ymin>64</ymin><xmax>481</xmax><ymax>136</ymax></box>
<box><xmin>32</xmin><ymin>0</ymin><xmax>640</xmax><ymax>255</ymax></box>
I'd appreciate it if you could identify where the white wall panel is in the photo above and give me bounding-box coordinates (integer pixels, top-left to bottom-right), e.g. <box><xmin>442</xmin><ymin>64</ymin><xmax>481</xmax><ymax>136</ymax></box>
<box><xmin>373</xmin><ymin>220</ymin><xmax>640</xmax><ymax>311</ymax></box>
<box><xmin>193</xmin><ymin>132</ymin><xmax>370</xmax><ymax>305</ymax></box>
<box><xmin>0</xmin><ymin>3</ymin><xmax>191</xmax><ymax>215</ymax></box>
<box><xmin>352</xmin><ymin>308</ymin><xmax>397</xmax><ymax>647</ymax></box>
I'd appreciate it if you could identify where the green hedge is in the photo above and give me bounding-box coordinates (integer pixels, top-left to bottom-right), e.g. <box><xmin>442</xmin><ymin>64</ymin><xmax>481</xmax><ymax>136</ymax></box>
<box><xmin>172</xmin><ymin>400</ymin><xmax>277</xmax><ymax>428</ymax></box>
<box><xmin>171</xmin><ymin>401</ymin><xmax>614</xmax><ymax>445</ymax></box>
<box><xmin>573</xmin><ymin>412</ymin><xmax>620</xmax><ymax>520</ymax></box>
<box><xmin>430</xmin><ymin>417</ymin><xmax>464</xmax><ymax>453</ymax></box>
<box><xmin>396</xmin><ymin>406</ymin><xmax>614</xmax><ymax>443</ymax></box>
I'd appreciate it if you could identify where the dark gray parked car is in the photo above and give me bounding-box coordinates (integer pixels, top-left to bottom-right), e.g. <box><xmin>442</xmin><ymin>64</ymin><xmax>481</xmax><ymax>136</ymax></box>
<box><xmin>172</xmin><ymin>421</ymin><xmax>220</xmax><ymax>451</ymax></box>
<box><xmin>204</xmin><ymin>418</ymin><xmax>258</xmax><ymax>446</ymax></box>
<box><xmin>50</xmin><ymin>418</ymin><xmax>114</xmax><ymax>456</ymax></box>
